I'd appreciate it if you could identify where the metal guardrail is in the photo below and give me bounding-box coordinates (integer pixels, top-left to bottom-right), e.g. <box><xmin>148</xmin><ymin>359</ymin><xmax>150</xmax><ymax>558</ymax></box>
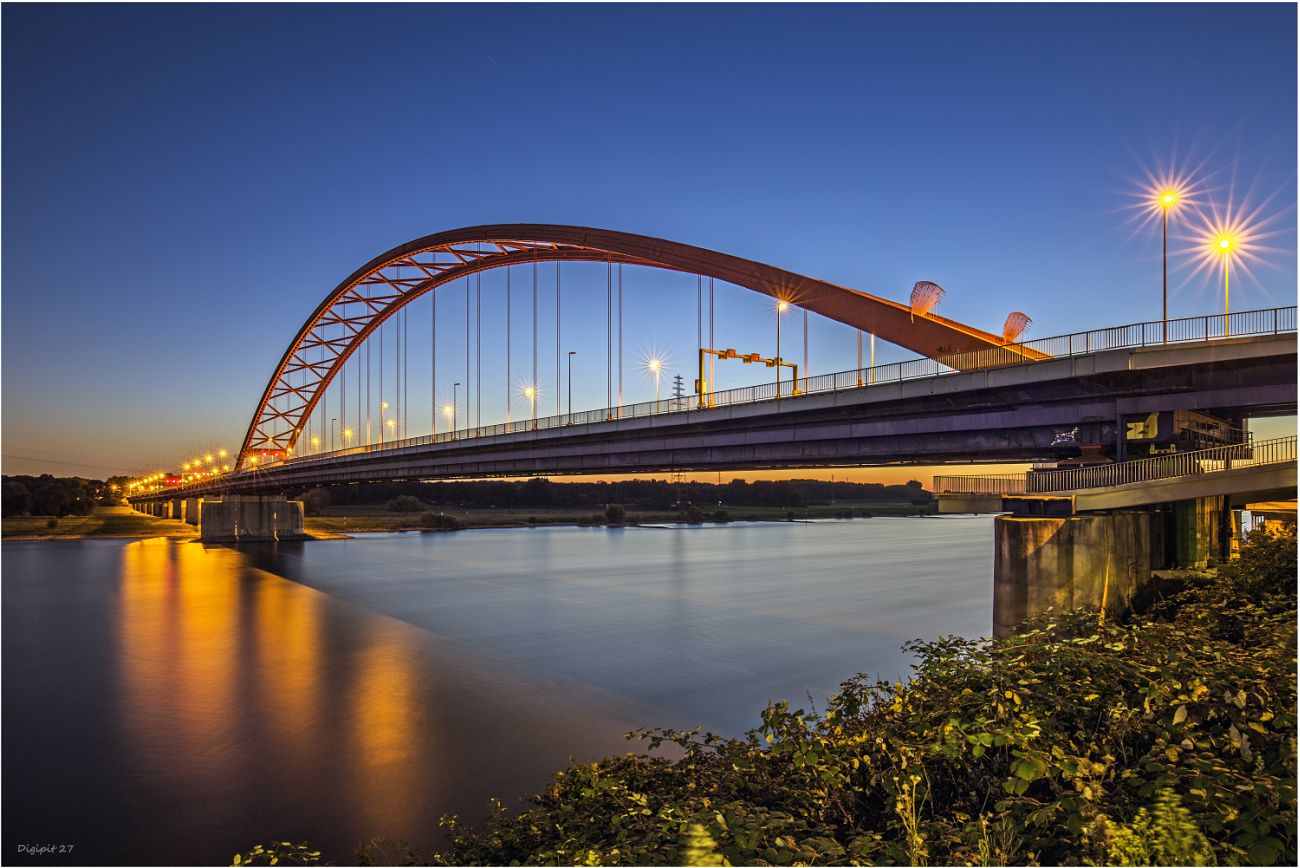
<box><xmin>1027</xmin><ymin>436</ymin><xmax>1296</xmax><ymax>493</ymax></box>
<box><xmin>235</xmin><ymin>306</ymin><xmax>1295</xmax><ymax>477</ymax></box>
<box><xmin>932</xmin><ymin>474</ymin><xmax>1028</xmax><ymax>495</ymax></box>
<box><xmin>931</xmin><ymin>436</ymin><xmax>1296</xmax><ymax>501</ymax></box>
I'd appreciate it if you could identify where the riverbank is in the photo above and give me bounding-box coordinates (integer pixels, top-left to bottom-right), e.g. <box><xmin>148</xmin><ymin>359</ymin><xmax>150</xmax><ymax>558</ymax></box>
<box><xmin>304</xmin><ymin>499</ymin><xmax>935</xmax><ymax>534</ymax></box>
<box><xmin>4</xmin><ymin>501</ymin><xmax>936</xmax><ymax>540</ymax></box>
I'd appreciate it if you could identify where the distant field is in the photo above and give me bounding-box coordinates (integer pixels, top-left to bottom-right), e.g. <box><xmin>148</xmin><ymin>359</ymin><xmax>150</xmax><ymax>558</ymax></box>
<box><xmin>2</xmin><ymin>506</ymin><xmax>199</xmax><ymax>540</ymax></box>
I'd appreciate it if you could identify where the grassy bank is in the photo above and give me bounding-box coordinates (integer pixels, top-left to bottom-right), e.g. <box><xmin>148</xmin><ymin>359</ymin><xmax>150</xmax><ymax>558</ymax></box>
<box><xmin>236</xmin><ymin>525</ymin><xmax>1297</xmax><ymax>867</ymax></box>
<box><xmin>2</xmin><ymin>505</ymin><xmax>198</xmax><ymax>540</ymax></box>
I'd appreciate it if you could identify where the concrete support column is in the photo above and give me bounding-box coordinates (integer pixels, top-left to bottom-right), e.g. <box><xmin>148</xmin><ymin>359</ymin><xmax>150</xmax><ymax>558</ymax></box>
<box><xmin>993</xmin><ymin>511</ymin><xmax>1163</xmax><ymax>639</ymax></box>
<box><xmin>184</xmin><ymin>498</ymin><xmax>201</xmax><ymax>526</ymax></box>
<box><xmin>199</xmin><ymin>495</ymin><xmax>305</xmax><ymax>542</ymax></box>
<box><xmin>1173</xmin><ymin>496</ymin><xmax>1223</xmax><ymax>569</ymax></box>
<box><xmin>169</xmin><ymin>500</ymin><xmax>183</xmax><ymax>520</ymax></box>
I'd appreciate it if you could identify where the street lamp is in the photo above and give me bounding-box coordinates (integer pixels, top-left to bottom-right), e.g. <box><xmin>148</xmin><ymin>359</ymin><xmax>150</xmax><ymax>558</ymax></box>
<box><xmin>331</xmin><ymin>418</ymin><xmax>337</xmax><ymax>451</ymax></box>
<box><xmin>524</xmin><ymin>386</ymin><xmax>536</xmax><ymax>421</ymax></box>
<box><xmin>646</xmin><ymin>357</ymin><xmax>664</xmax><ymax>403</ymax></box>
<box><xmin>379</xmin><ymin>403</ymin><xmax>388</xmax><ymax>445</ymax></box>
<box><xmin>452</xmin><ymin>384</ymin><xmax>459</xmax><ymax>438</ymax></box>
<box><xmin>568</xmin><ymin>351</ymin><xmax>576</xmax><ymax>420</ymax></box>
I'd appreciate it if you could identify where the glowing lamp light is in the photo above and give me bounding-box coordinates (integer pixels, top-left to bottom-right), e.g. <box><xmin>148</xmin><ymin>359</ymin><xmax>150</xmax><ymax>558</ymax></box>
<box><xmin>1219</xmin><ymin>238</ymin><xmax>1231</xmax><ymax>249</ymax></box>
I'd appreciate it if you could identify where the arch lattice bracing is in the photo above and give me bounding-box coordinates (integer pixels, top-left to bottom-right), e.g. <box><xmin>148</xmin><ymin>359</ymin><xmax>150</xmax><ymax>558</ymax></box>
<box><xmin>237</xmin><ymin>224</ymin><xmax>1039</xmax><ymax>467</ymax></box>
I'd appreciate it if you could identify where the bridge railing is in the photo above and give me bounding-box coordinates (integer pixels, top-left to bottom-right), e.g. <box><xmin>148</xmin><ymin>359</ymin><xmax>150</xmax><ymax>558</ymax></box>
<box><xmin>929</xmin><ymin>436</ymin><xmax>1295</xmax><ymax>501</ymax></box>
<box><xmin>932</xmin><ymin>474</ymin><xmax>1029</xmax><ymax>495</ymax></box>
<box><xmin>1027</xmin><ymin>435</ymin><xmax>1297</xmax><ymax>493</ymax></box>
<box><xmin>254</xmin><ymin>306</ymin><xmax>1296</xmax><ymax>474</ymax></box>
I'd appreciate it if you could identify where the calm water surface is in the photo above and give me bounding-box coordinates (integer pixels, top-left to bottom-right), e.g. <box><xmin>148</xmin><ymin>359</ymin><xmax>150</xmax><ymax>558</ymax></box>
<box><xmin>4</xmin><ymin>517</ymin><xmax>993</xmax><ymax>865</ymax></box>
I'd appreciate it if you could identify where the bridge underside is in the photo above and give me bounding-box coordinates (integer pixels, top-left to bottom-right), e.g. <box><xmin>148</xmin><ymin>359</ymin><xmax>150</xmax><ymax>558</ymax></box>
<box><xmin>147</xmin><ymin>334</ymin><xmax>1295</xmax><ymax>500</ymax></box>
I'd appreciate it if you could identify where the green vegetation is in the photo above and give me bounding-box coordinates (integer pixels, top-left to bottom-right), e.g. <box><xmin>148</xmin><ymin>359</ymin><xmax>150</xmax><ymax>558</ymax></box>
<box><xmin>233</xmin><ymin>525</ymin><xmax>1297</xmax><ymax>866</ymax></box>
<box><xmin>419</xmin><ymin>511</ymin><xmax>463</xmax><ymax>530</ymax></box>
<box><xmin>3</xmin><ymin>473</ymin><xmax>111</xmax><ymax>518</ymax></box>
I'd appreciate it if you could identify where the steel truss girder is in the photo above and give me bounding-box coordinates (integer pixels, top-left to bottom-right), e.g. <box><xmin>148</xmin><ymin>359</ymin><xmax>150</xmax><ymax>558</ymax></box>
<box><xmin>237</xmin><ymin>224</ymin><xmax>1027</xmax><ymax>468</ymax></box>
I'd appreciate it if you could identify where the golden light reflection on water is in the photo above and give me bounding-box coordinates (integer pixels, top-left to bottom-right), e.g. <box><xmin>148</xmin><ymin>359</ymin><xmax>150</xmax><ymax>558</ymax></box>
<box><xmin>119</xmin><ymin>539</ymin><xmax>244</xmax><ymax>790</ymax></box>
<box><xmin>114</xmin><ymin>539</ymin><xmax>436</xmax><ymax>847</ymax></box>
<box><xmin>349</xmin><ymin>626</ymin><xmax>426</xmax><ymax>834</ymax></box>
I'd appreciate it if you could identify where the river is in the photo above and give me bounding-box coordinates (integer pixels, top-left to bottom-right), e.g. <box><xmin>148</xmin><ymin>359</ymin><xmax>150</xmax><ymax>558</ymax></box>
<box><xmin>3</xmin><ymin>517</ymin><xmax>993</xmax><ymax>865</ymax></box>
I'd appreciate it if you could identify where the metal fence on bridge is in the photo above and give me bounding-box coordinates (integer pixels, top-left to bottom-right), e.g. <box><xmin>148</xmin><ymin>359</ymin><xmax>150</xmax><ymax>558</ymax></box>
<box><xmin>1026</xmin><ymin>435</ymin><xmax>1297</xmax><ymax>493</ymax></box>
<box><xmin>931</xmin><ymin>474</ymin><xmax>1029</xmax><ymax>495</ymax></box>
<box><xmin>240</xmin><ymin>306</ymin><xmax>1296</xmax><ymax>477</ymax></box>
<box><xmin>932</xmin><ymin>436</ymin><xmax>1296</xmax><ymax>499</ymax></box>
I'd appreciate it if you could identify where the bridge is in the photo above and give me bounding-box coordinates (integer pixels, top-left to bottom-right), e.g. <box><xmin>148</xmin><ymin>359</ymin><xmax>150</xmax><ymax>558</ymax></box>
<box><xmin>126</xmin><ymin>225</ymin><xmax>1297</xmax><ymax>634</ymax></box>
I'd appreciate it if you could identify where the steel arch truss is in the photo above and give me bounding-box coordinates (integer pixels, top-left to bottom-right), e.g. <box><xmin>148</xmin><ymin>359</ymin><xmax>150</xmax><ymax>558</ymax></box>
<box><xmin>238</xmin><ymin>224</ymin><xmax>1037</xmax><ymax>468</ymax></box>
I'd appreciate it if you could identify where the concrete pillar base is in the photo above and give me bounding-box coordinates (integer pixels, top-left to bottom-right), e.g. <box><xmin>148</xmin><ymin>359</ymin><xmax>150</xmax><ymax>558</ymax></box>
<box><xmin>199</xmin><ymin>496</ymin><xmax>306</xmax><ymax>542</ymax></box>
<box><xmin>993</xmin><ymin>511</ymin><xmax>1164</xmax><ymax>639</ymax></box>
<box><xmin>184</xmin><ymin>498</ymin><xmax>201</xmax><ymax>526</ymax></box>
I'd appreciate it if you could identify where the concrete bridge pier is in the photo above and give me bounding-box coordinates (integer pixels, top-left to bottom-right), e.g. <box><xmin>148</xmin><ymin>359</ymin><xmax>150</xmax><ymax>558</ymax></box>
<box><xmin>184</xmin><ymin>497</ymin><xmax>202</xmax><ymax>526</ymax></box>
<box><xmin>169</xmin><ymin>500</ymin><xmax>183</xmax><ymax>520</ymax></box>
<box><xmin>993</xmin><ymin>496</ymin><xmax>1235</xmax><ymax>637</ymax></box>
<box><xmin>198</xmin><ymin>495</ymin><xmax>305</xmax><ymax>542</ymax></box>
<box><xmin>993</xmin><ymin>510</ymin><xmax>1166</xmax><ymax>639</ymax></box>
<box><xmin>1173</xmin><ymin>496</ymin><xmax>1225</xmax><ymax>569</ymax></box>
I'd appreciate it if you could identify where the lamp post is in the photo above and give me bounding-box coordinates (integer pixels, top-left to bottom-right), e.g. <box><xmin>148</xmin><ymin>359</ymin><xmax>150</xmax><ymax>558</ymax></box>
<box><xmin>568</xmin><ymin>351</ymin><xmax>576</xmax><ymax>420</ymax></box>
<box><xmin>648</xmin><ymin>358</ymin><xmax>662</xmax><ymax>403</ymax></box>
<box><xmin>1159</xmin><ymin>190</ymin><xmax>1179</xmax><ymax>343</ymax></box>
<box><xmin>379</xmin><ymin>403</ymin><xmax>388</xmax><ymax>445</ymax></box>
<box><xmin>1217</xmin><ymin>236</ymin><xmax>1234</xmax><ymax>336</ymax></box>
<box><xmin>776</xmin><ymin>301</ymin><xmax>788</xmax><ymax>397</ymax></box>
<box><xmin>452</xmin><ymin>384</ymin><xmax>459</xmax><ymax>438</ymax></box>
<box><xmin>330</xmin><ymin>418</ymin><xmax>336</xmax><ymax>451</ymax></box>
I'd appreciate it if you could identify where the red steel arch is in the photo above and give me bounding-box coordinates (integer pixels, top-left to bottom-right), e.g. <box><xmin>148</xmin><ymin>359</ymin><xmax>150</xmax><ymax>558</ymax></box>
<box><xmin>237</xmin><ymin>224</ymin><xmax>1036</xmax><ymax>467</ymax></box>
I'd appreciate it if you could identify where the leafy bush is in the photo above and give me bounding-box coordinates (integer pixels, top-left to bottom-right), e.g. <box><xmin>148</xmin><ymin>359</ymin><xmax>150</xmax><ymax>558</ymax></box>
<box><xmin>713</xmin><ymin>509</ymin><xmax>730</xmax><ymax>523</ymax></box>
<box><xmin>232</xmin><ymin>840</ymin><xmax>322</xmax><ymax>865</ymax></box>
<box><xmin>605</xmin><ymin>503</ymin><xmax>626</xmax><ymax>524</ymax></box>
<box><xmin>386</xmin><ymin>495</ymin><xmax>425</xmax><ymax>513</ymax></box>
<box><xmin>1108</xmin><ymin>789</ymin><xmax>1215</xmax><ymax>866</ymax></box>
<box><xmin>685</xmin><ymin>506</ymin><xmax>704</xmax><ymax>523</ymax></box>
<box><xmin>418</xmin><ymin>512</ymin><xmax>462</xmax><ymax>530</ymax></box>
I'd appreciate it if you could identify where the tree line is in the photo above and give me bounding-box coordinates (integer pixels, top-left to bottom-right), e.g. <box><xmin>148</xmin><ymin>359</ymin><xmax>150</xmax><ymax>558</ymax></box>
<box><xmin>1</xmin><ymin>474</ymin><xmax>123</xmax><ymax>518</ymax></box>
<box><xmin>292</xmin><ymin>477</ymin><xmax>931</xmax><ymax>512</ymax></box>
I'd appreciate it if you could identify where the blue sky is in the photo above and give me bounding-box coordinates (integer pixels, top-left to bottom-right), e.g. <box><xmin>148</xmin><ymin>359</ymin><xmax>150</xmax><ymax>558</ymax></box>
<box><xmin>3</xmin><ymin>3</ymin><xmax>1295</xmax><ymax>481</ymax></box>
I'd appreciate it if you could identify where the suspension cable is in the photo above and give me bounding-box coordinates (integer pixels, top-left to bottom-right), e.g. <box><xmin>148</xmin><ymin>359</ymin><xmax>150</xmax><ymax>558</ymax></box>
<box><xmin>506</xmin><ymin>265</ymin><xmax>511</xmax><ymax>424</ymax></box>
<box><xmin>618</xmin><ymin>263</ymin><xmax>623</xmax><ymax>415</ymax></box>
<box><xmin>607</xmin><ymin>257</ymin><xmax>612</xmax><ymax>412</ymax></box>
<box><xmin>556</xmin><ymin>261</ymin><xmax>561</xmax><ymax>417</ymax></box>
<box><xmin>432</xmin><ymin>284</ymin><xmax>437</xmax><ymax>435</ymax></box>
<box><xmin>533</xmin><ymin>261</ymin><xmax>538</xmax><ymax>419</ymax></box>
